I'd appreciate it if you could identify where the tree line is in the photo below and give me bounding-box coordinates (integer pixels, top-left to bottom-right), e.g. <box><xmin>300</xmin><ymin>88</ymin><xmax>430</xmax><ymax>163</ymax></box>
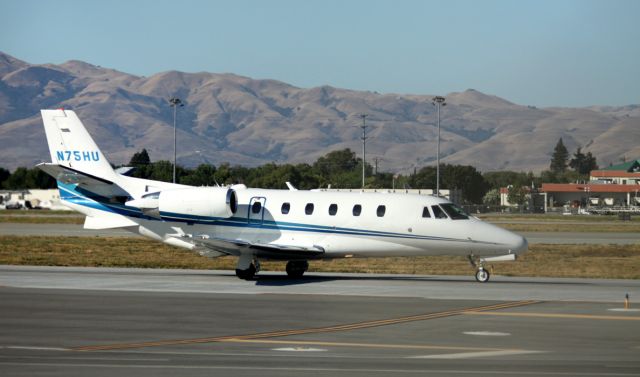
<box><xmin>0</xmin><ymin>139</ymin><xmax>598</xmax><ymax>205</ymax></box>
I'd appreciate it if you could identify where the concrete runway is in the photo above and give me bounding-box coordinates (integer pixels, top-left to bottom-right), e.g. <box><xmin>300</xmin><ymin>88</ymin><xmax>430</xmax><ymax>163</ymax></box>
<box><xmin>2</xmin><ymin>223</ymin><xmax>639</xmax><ymax>244</ymax></box>
<box><xmin>1</xmin><ymin>266</ymin><xmax>639</xmax><ymax>376</ymax></box>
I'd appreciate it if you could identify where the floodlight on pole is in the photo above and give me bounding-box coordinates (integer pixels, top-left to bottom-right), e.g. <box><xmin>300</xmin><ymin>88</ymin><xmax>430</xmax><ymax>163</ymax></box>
<box><xmin>169</xmin><ymin>97</ymin><xmax>184</xmax><ymax>183</ymax></box>
<box><xmin>432</xmin><ymin>96</ymin><xmax>446</xmax><ymax>197</ymax></box>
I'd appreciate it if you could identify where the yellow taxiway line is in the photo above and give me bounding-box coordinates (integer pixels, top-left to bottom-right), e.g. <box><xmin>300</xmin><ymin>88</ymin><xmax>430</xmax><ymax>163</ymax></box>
<box><xmin>463</xmin><ymin>311</ymin><xmax>640</xmax><ymax>321</ymax></box>
<box><xmin>72</xmin><ymin>300</ymin><xmax>538</xmax><ymax>352</ymax></box>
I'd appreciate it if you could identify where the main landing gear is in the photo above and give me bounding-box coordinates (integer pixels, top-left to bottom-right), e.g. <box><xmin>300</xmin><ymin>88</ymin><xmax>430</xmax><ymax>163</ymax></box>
<box><xmin>468</xmin><ymin>254</ymin><xmax>490</xmax><ymax>283</ymax></box>
<box><xmin>285</xmin><ymin>260</ymin><xmax>309</xmax><ymax>278</ymax></box>
<box><xmin>235</xmin><ymin>254</ymin><xmax>260</xmax><ymax>280</ymax></box>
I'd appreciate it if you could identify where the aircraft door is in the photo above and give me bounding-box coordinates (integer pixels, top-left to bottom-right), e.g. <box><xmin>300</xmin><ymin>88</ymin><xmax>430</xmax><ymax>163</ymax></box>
<box><xmin>248</xmin><ymin>197</ymin><xmax>266</xmax><ymax>226</ymax></box>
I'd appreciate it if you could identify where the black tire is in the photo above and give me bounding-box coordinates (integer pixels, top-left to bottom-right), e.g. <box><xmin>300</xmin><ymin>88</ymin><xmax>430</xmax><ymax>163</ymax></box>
<box><xmin>286</xmin><ymin>261</ymin><xmax>309</xmax><ymax>278</ymax></box>
<box><xmin>475</xmin><ymin>268</ymin><xmax>490</xmax><ymax>283</ymax></box>
<box><xmin>235</xmin><ymin>264</ymin><xmax>256</xmax><ymax>280</ymax></box>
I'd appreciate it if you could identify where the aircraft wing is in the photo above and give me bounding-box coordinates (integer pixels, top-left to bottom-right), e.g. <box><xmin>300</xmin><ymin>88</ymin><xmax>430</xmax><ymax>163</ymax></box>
<box><xmin>190</xmin><ymin>235</ymin><xmax>326</xmax><ymax>260</ymax></box>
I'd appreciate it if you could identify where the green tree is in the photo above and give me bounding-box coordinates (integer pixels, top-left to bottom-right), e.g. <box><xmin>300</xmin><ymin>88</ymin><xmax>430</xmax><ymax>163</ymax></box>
<box><xmin>0</xmin><ymin>167</ymin><xmax>11</xmax><ymax>187</ymax></box>
<box><xmin>180</xmin><ymin>164</ymin><xmax>217</xmax><ymax>186</ymax></box>
<box><xmin>129</xmin><ymin>149</ymin><xmax>151</xmax><ymax>167</ymax></box>
<box><xmin>483</xmin><ymin>171</ymin><xmax>537</xmax><ymax>191</ymax></box>
<box><xmin>507</xmin><ymin>186</ymin><xmax>528</xmax><ymax>206</ymax></box>
<box><xmin>1</xmin><ymin>167</ymin><xmax>55</xmax><ymax>189</ymax></box>
<box><xmin>441</xmin><ymin>164</ymin><xmax>487</xmax><ymax>204</ymax></box>
<box><xmin>569</xmin><ymin>147</ymin><xmax>598</xmax><ymax>175</ymax></box>
<box><xmin>550</xmin><ymin>138</ymin><xmax>569</xmax><ymax>174</ymax></box>
<box><xmin>482</xmin><ymin>188</ymin><xmax>500</xmax><ymax>206</ymax></box>
<box><xmin>409</xmin><ymin>164</ymin><xmax>487</xmax><ymax>203</ymax></box>
<box><xmin>147</xmin><ymin>161</ymin><xmax>184</xmax><ymax>183</ymax></box>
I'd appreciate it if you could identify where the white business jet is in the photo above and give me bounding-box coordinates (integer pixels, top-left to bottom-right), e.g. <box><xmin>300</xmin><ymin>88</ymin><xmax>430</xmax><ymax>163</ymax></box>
<box><xmin>37</xmin><ymin>109</ymin><xmax>527</xmax><ymax>282</ymax></box>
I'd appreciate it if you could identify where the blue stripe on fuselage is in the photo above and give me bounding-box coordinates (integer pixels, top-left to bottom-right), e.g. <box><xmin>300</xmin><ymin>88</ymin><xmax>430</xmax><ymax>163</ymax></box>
<box><xmin>56</xmin><ymin>182</ymin><xmax>490</xmax><ymax>244</ymax></box>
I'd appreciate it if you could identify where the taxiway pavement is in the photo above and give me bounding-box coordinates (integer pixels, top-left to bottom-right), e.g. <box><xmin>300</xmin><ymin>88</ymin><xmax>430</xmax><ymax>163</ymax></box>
<box><xmin>1</xmin><ymin>266</ymin><xmax>639</xmax><ymax>377</ymax></box>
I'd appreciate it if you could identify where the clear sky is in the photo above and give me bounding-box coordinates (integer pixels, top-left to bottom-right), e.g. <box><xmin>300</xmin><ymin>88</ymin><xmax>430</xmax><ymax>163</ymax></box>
<box><xmin>2</xmin><ymin>0</ymin><xmax>639</xmax><ymax>107</ymax></box>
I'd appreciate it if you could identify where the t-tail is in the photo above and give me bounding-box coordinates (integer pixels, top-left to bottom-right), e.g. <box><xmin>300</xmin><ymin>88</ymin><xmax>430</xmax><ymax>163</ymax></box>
<box><xmin>40</xmin><ymin>109</ymin><xmax>118</xmax><ymax>182</ymax></box>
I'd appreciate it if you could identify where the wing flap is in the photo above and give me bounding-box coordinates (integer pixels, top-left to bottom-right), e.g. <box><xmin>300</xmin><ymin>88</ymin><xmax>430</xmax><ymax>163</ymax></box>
<box><xmin>190</xmin><ymin>236</ymin><xmax>325</xmax><ymax>260</ymax></box>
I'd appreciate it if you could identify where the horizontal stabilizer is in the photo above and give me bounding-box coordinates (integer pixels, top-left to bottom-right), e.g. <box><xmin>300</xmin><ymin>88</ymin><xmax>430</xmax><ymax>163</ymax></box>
<box><xmin>37</xmin><ymin>163</ymin><xmax>113</xmax><ymax>186</ymax></box>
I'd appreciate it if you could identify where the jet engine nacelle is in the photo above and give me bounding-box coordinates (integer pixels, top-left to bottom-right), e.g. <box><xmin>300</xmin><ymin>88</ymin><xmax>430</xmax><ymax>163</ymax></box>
<box><xmin>127</xmin><ymin>187</ymin><xmax>238</xmax><ymax>220</ymax></box>
<box><xmin>159</xmin><ymin>187</ymin><xmax>238</xmax><ymax>219</ymax></box>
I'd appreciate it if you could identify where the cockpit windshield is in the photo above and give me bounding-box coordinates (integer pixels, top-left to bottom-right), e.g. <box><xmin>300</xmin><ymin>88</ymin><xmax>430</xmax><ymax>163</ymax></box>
<box><xmin>439</xmin><ymin>203</ymin><xmax>469</xmax><ymax>220</ymax></box>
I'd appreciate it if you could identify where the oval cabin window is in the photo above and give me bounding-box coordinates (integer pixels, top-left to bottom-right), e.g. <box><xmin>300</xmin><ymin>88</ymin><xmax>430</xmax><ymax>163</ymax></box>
<box><xmin>305</xmin><ymin>203</ymin><xmax>314</xmax><ymax>215</ymax></box>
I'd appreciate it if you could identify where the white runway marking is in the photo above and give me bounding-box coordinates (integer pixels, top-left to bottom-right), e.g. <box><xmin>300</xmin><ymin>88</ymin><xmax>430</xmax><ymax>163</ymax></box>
<box><xmin>273</xmin><ymin>347</ymin><xmax>327</xmax><ymax>352</ymax></box>
<box><xmin>3</xmin><ymin>346</ymin><xmax>68</xmax><ymax>351</ymax></box>
<box><xmin>408</xmin><ymin>349</ymin><xmax>542</xmax><ymax>359</ymax></box>
<box><xmin>463</xmin><ymin>331</ymin><xmax>511</xmax><ymax>336</ymax></box>
<box><xmin>608</xmin><ymin>308</ymin><xmax>640</xmax><ymax>312</ymax></box>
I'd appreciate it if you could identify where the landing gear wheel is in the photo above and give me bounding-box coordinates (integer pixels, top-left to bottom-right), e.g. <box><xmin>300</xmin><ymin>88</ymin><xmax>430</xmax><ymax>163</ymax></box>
<box><xmin>286</xmin><ymin>260</ymin><xmax>309</xmax><ymax>278</ymax></box>
<box><xmin>235</xmin><ymin>263</ymin><xmax>257</xmax><ymax>280</ymax></box>
<box><xmin>475</xmin><ymin>268</ymin><xmax>490</xmax><ymax>283</ymax></box>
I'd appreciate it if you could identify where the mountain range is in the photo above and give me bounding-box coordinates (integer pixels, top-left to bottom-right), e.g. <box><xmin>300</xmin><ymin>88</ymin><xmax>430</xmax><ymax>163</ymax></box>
<box><xmin>1</xmin><ymin>51</ymin><xmax>638</xmax><ymax>173</ymax></box>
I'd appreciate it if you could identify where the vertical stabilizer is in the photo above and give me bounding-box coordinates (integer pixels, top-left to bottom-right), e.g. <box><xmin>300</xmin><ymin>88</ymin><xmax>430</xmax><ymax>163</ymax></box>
<box><xmin>41</xmin><ymin>109</ymin><xmax>116</xmax><ymax>180</ymax></box>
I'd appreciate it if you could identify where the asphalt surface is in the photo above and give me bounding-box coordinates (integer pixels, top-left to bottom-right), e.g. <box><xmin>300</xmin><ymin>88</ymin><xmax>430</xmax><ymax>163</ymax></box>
<box><xmin>2</xmin><ymin>223</ymin><xmax>640</xmax><ymax>244</ymax></box>
<box><xmin>1</xmin><ymin>266</ymin><xmax>639</xmax><ymax>377</ymax></box>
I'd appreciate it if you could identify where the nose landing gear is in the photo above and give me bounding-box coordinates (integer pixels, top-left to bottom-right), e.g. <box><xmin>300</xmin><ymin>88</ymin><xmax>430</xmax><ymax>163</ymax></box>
<box><xmin>475</xmin><ymin>267</ymin><xmax>490</xmax><ymax>283</ymax></box>
<box><xmin>468</xmin><ymin>254</ymin><xmax>491</xmax><ymax>283</ymax></box>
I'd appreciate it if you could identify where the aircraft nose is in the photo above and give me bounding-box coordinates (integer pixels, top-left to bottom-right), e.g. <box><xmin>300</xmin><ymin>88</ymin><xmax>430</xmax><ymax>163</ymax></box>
<box><xmin>474</xmin><ymin>221</ymin><xmax>528</xmax><ymax>255</ymax></box>
<box><xmin>511</xmin><ymin>234</ymin><xmax>528</xmax><ymax>254</ymax></box>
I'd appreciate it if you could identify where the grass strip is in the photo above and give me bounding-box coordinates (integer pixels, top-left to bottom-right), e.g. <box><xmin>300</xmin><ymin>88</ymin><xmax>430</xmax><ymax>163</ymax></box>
<box><xmin>0</xmin><ymin>236</ymin><xmax>638</xmax><ymax>279</ymax></box>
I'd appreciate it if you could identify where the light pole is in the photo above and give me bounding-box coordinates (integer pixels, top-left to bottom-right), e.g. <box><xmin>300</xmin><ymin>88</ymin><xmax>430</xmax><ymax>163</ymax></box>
<box><xmin>359</xmin><ymin>114</ymin><xmax>369</xmax><ymax>189</ymax></box>
<box><xmin>432</xmin><ymin>96</ymin><xmax>446</xmax><ymax>197</ymax></box>
<box><xmin>169</xmin><ymin>97</ymin><xmax>183</xmax><ymax>183</ymax></box>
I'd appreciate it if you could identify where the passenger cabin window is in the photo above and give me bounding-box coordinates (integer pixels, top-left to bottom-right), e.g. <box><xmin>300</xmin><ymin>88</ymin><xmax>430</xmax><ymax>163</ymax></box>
<box><xmin>352</xmin><ymin>204</ymin><xmax>362</xmax><ymax>216</ymax></box>
<box><xmin>281</xmin><ymin>202</ymin><xmax>290</xmax><ymax>215</ymax></box>
<box><xmin>422</xmin><ymin>207</ymin><xmax>431</xmax><ymax>218</ymax></box>
<box><xmin>251</xmin><ymin>201</ymin><xmax>262</xmax><ymax>214</ymax></box>
<box><xmin>440</xmin><ymin>203</ymin><xmax>469</xmax><ymax>220</ymax></box>
<box><xmin>376</xmin><ymin>205</ymin><xmax>386</xmax><ymax>217</ymax></box>
<box><xmin>305</xmin><ymin>203</ymin><xmax>314</xmax><ymax>215</ymax></box>
<box><xmin>431</xmin><ymin>205</ymin><xmax>448</xmax><ymax>219</ymax></box>
<box><xmin>328</xmin><ymin>204</ymin><xmax>338</xmax><ymax>216</ymax></box>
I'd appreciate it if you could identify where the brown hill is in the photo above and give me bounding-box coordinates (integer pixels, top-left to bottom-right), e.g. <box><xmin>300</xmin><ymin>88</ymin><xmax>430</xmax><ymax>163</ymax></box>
<box><xmin>0</xmin><ymin>51</ymin><xmax>637</xmax><ymax>172</ymax></box>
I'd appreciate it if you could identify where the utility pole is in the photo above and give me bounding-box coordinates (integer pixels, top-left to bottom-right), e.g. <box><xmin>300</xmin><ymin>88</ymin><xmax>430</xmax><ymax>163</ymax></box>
<box><xmin>169</xmin><ymin>97</ymin><xmax>184</xmax><ymax>183</ymax></box>
<box><xmin>432</xmin><ymin>96</ymin><xmax>446</xmax><ymax>197</ymax></box>
<box><xmin>373</xmin><ymin>157</ymin><xmax>384</xmax><ymax>176</ymax></box>
<box><xmin>359</xmin><ymin>114</ymin><xmax>369</xmax><ymax>188</ymax></box>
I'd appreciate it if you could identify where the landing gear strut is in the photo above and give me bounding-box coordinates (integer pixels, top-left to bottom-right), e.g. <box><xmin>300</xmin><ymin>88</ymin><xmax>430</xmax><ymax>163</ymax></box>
<box><xmin>286</xmin><ymin>260</ymin><xmax>309</xmax><ymax>278</ymax></box>
<box><xmin>468</xmin><ymin>254</ymin><xmax>490</xmax><ymax>283</ymax></box>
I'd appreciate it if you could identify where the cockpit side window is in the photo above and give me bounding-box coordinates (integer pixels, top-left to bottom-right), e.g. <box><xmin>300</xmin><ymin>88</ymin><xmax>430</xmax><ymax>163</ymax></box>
<box><xmin>440</xmin><ymin>203</ymin><xmax>469</xmax><ymax>220</ymax></box>
<box><xmin>422</xmin><ymin>207</ymin><xmax>431</xmax><ymax>218</ymax></box>
<box><xmin>431</xmin><ymin>205</ymin><xmax>448</xmax><ymax>219</ymax></box>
